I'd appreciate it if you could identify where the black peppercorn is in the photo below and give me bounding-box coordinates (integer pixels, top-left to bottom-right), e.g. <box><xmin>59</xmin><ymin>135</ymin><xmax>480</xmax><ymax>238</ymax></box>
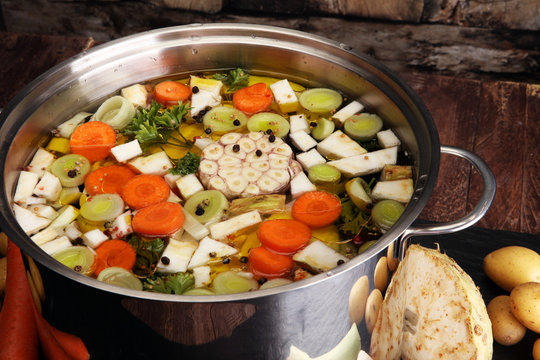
<box><xmin>209</xmin><ymin>252</ymin><xmax>217</xmax><ymax>258</ymax></box>
<box><xmin>240</xmin><ymin>256</ymin><xmax>248</xmax><ymax>263</ymax></box>
<box><xmin>233</xmin><ymin>119</ymin><xmax>241</xmax><ymax>126</ymax></box>
<box><xmin>222</xmin><ymin>258</ymin><xmax>230</xmax><ymax>264</ymax></box>
<box><xmin>255</xmin><ymin>149</ymin><xmax>262</xmax><ymax>157</ymax></box>
<box><xmin>204</xmin><ymin>128</ymin><xmax>212</xmax><ymax>134</ymax></box>
<box><xmin>67</xmin><ymin>169</ymin><xmax>78</xmax><ymax>178</ymax></box>
<box><xmin>266</xmin><ymin>129</ymin><xmax>273</xmax><ymax>135</ymax></box>
<box><xmin>337</xmin><ymin>259</ymin><xmax>345</xmax><ymax>265</ymax></box>
<box><xmin>268</xmin><ymin>134</ymin><xmax>276</xmax><ymax>143</ymax></box>
<box><xmin>195</xmin><ymin>207</ymin><xmax>205</xmax><ymax>216</ymax></box>
<box><xmin>232</xmin><ymin>144</ymin><xmax>240</xmax><ymax>152</ymax></box>
<box><xmin>192</xmin><ymin>86</ymin><xmax>199</xmax><ymax>94</ymax></box>
<box><xmin>161</xmin><ymin>256</ymin><xmax>171</xmax><ymax>265</ymax></box>
<box><xmin>310</xmin><ymin>121</ymin><xmax>317</xmax><ymax>127</ymax></box>
<box><xmin>257</xmin><ymin>277</ymin><xmax>267</xmax><ymax>285</ymax></box>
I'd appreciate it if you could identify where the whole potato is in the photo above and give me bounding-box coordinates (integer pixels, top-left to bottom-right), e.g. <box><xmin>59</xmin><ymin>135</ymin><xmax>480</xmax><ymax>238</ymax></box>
<box><xmin>487</xmin><ymin>295</ymin><xmax>526</xmax><ymax>345</ymax></box>
<box><xmin>483</xmin><ymin>246</ymin><xmax>540</xmax><ymax>291</ymax></box>
<box><xmin>534</xmin><ymin>338</ymin><xmax>540</xmax><ymax>360</ymax></box>
<box><xmin>510</xmin><ymin>282</ymin><xmax>540</xmax><ymax>333</ymax></box>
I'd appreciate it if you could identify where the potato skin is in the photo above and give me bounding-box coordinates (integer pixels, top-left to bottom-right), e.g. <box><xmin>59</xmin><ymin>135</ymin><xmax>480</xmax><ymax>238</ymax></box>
<box><xmin>483</xmin><ymin>246</ymin><xmax>540</xmax><ymax>291</ymax></box>
<box><xmin>510</xmin><ymin>282</ymin><xmax>540</xmax><ymax>333</ymax></box>
<box><xmin>534</xmin><ymin>338</ymin><xmax>540</xmax><ymax>360</ymax></box>
<box><xmin>487</xmin><ymin>295</ymin><xmax>526</xmax><ymax>345</ymax></box>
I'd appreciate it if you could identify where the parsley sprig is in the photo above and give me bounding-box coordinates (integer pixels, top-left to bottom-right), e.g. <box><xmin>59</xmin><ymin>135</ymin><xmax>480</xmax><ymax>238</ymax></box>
<box><xmin>169</xmin><ymin>151</ymin><xmax>200</xmax><ymax>176</ymax></box>
<box><xmin>121</xmin><ymin>101</ymin><xmax>192</xmax><ymax>151</ymax></box>
<box><xmin>143</xmin><ymin>272</ymin><xmax>194</xmax><ymax>295</ymax></box>
<box><xmin>213</xmin><ymin>68</ymin><xmax>249</xmax><ymax>92</ymax></box>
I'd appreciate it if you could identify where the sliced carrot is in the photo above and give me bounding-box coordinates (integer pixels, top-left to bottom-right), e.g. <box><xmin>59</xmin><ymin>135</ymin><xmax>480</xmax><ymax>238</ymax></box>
<box><xmin>94</xmin><ymin>239</ymin><xmax>137</xmax><ymax>276</ymax></box>
<box><xmin>233</xmin><ymin>82</ymin><xmax>273</xmax><ymax>115</ymax></box>
<box><xmin>0</xmin><ymin>240</ymin><xmax>39</xmax><ymax>360</ymax></box>
<box><xmin>132</xmin><ymin>201</ymin><xmax>185</xmax><ymax>237</ymax></box>
<box><xmin>121</xmin><ymin>174</ymin><xmax>170</xmax><ymax>209</ymax></box>
<box><xmin>292</xmin><ymin>191</ymin><xmax>342</xmax><ymax>228</ymax></box>
<box><xmin>85</xmin><ymin>165</ymin><xmax>136</xmax><ymax>196</ymax></box>
<box><xmin>258</xmin><ymin>219</ymin><xmax>311</xmax><ymax>255</ymax></box>
<box><xmin>248</xmin><ymin>247</ymin><xmax>294</xmax><ymax>280</ymax></box>
<box><xmin>154</xmin><ymin>80</ymin><xmax>191</xmax><ymax>106</ymax></box>
<box><xmin>70</xmin><ymin>121</ymin><xmax>117</xmax><ymax>163</ymax></box>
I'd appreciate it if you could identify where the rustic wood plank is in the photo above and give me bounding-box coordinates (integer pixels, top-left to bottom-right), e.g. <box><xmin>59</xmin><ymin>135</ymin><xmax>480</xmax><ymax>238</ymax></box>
<box><xmin>522</xmin><ymin>84</ymin><xmax>540</xmax><ymax>233</ymax></box>
<box><xmin>0</xmin><ymin>32</ymin><xmax>94</xmax><ymax>108</ymax></box>
<box><xmin>400</xmin><ymin>72</ymin><xmax>480</xmax><ymax>223</ymax></box>
<box><xmin>306</xmin><ymin>0</ymin><xmax>423</xmax><ymax>22</ymax></box>
<box><xmin>468</xmin><ymin>80</ymin><xmax>528</xmax><ymax>232</ymax></box>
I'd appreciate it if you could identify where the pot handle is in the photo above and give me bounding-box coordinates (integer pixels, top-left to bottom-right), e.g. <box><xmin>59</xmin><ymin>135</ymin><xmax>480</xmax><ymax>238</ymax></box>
<box><xmin>398</xmin><ymin>145</ymin><xmax>496</xmax><ymax>260</ymax></box>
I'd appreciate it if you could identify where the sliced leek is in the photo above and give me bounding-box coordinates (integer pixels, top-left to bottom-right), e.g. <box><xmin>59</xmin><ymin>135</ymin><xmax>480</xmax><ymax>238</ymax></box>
<box><xmin>97</xmin><ymin>266</ymin><xmax>143</xmax><ymax>291</ymax></box>
<box><xmin>94</xmin><ymin>95</ymin><xmax>136</xmax><ymax>130</ymax></box>
<box><xmin>52</xmin><ymin>246</ymin><xmax>97</xmax><ymax>275</ymax></box>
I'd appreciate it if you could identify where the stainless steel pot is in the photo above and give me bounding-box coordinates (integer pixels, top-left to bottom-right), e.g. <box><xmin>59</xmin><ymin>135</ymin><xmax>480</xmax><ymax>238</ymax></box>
<box><xmin>0</xmin><ymin>24</ymin><xmax>495</xmax><ymax>359</ymax></box>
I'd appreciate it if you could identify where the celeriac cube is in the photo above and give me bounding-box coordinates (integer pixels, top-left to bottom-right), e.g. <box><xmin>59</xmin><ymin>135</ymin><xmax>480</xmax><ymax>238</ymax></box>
<box><xmin>327</xmin><ymin>146</ymin><xmax>398</xmax><ymax>177</ymax></box>
<box><xmin>40</xmin><ymin>236</ymin><xmax>72</xmax><ymax>255</ymax></box>
<box><xmin>56</xmin><ymin>112</ymin><xmax>92</xmax><ymax>138</ymax></box>
<box><xmin>377</xmin><ymin>129</ymin><xmax>401</xmax><ymax>148</ymax></box>
<box><xmin>13</xmin><ymin>204</ymin><xmax>51</xmax><ymax>235</ymax></box>
<box><xmin>332</xmin><ymin>100</ymin><xmax>364</xmax><ymax>126</ymax></box>
<box><xmin>270</xmin><ymin>79</ymin><xmax>299</xmax><ymax>113</ymax></box>
<box><xmin>289</xmin><ymin>131</ymin><xmax>318</xmax><ymax>152</ymax></box>
<box><xmin>13</xmin><ymin>171</ymin><xmax>39</xmax><ymax>204</ymax></box>
<box><xmin>176</xmin><ymin>173</ymin><xmax>204</xmax><ymax>200</ymax></box>
<box><xmin>190</xmin><ymin>75</ymin><xmax>222</xmax><ymax>98</ymax></box>
<box><xmin>182</xmin><ymin>209</ymin><xmax>210</xmax><ymax>240</ymax></box>
<box><xmin>49</xmin><ymin>205</ymin><xmax>79</xmax><ymax>230</ymax></box>
<box><xmin>33</xmin><ymin>171</ymin><xmax>62</xmax><ymax>201</ymax></box>
<box><xmin>128</xmin><ymin>151</ymin><xmax>172</xmax><ymax>176</ymax></box>
<box><xmin>82</xmin><ymin>229</ymin><xmax>109</xmax><ymax>248</ymax></box>
<box><xmin>209</xmin><ymin>210</ymin><xmax>262</xmax><ymax>240</ymax></box>
<box><xmin>27</xmin><ymin>148</ymin><xmax>55</xmax><ymax>178</ymax></box>
<box><xmin>121</xmin><ymin>84</ymin><xmax>148</xmax><ymax>108</ymax></box>
<box><xmin>187</xmin><ymin>236</ymin><xmax>238</xmax><ymax>269</ymax></box>
<box><xmin>164</xmin><ymin>173</ymin><xmax>182</xmax><ymax>188</ymax></box>
<box><xmin>191</xmin><ymin>90</ymin><xmax>221</xmax><ymax>117</ymax></box>
<box><xmin>167</xmin><ymin>190</ymin><xmax>182</xmax><ymax>204</ymax></box>
<box><xmin>64</xmin><ymin>221</ymin><xmax>82</xmax><ymax>241</ymax></box>
<box><xmin>289</xmin><ymin>114</ymin><xmax>310</xmax><ymax>134</ymax></box>
<box><xmin>109</xmin><ymin>210</ymin><xmax>133</xmax><ymax>239</ymax></box>
<box><xmin>194</xmin><ymin>137</ymin><xmax>215</xmax><ymax>151</ymax></box>
<box><xmin>193</xmin><ymin>266</ymin><xmax>211</xmax><ymax>288</ymax></box>
<box><xmin>295</xmin><ymin>149</ymin><xmax>327</xmax><ymax>170</ymax></box>
<box><xmin>293</xmin><ymin>240</ymin><xmax>348</xmax><ymax>272</ymax></box>
<box><xmin>371</xmin><ymin>178</ymin><xmax>414</xmax><ymax>203</ymax></box>
<box><xmin>111</xmin><ymin>139</ymin><xmax>143</xmax><ymax>162</ymax></box>
<box><xmin>30</xmin><ymin>226</ymin><xmax>60</xmax><ymax>246</ymax></box>
<box><xmin>290</xmin><ymin>171</ymin><xmax>317</xmax><ymax>199</ymax></box>
<box><xmin>24</xmin><ymin>196</ymin><xmax>47</xmax><ymax>206</ymax></box>
<box><xmin>317</xmin><ymin>130</ymin><xmax>367</xmax><ymax>159</ymax></box>
<box><xmin>157</xmin><ymin>239</ymin><xmax>198</xmax><ymax>273</ymax></box>
<box><xmin>29</xmin><ymin>204</ymin><xmax>58</xmax><ymax>220</ymax></box>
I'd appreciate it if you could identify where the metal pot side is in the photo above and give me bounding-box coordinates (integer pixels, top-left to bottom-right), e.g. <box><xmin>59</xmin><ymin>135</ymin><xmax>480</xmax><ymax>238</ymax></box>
<box><xmin>0</xmin><ymin>24</ymin><xmax>441</xmax><ymax>358</ymax></box>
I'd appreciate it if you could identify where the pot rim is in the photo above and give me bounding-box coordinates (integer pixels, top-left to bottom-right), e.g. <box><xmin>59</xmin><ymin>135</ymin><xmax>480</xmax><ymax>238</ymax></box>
<box><xmin>0</xmin><ymin>23</ymin><xmax>440</xmax><ymax>302</ymax></box>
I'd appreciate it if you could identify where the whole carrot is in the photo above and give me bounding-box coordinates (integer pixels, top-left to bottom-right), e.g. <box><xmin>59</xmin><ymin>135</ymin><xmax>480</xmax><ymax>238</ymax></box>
<box><xmin>0</xmin><ymin>240</ymin><xmax>39</xmax><ymax>360</ymax></box>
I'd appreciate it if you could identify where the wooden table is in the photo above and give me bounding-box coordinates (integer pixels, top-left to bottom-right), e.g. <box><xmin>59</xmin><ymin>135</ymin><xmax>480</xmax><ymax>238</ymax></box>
<box><xmin>1</xmin><ymin>31</ymin><xmax>539</xmax><ymax>359</ymax></box>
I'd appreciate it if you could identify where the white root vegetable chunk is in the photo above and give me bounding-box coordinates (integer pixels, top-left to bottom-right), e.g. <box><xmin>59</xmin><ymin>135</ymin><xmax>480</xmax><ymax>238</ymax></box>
<box><xmin>293</xmin><ymin>240</ymin><xmax>348</xmax><ymax>272</ymax></box>
<box><xmin>48</xmin><ymin>205</ymin><xmax>79</xmax><ymax>231</ymax></box>
<box><xmin>26</xmin><ymin>148</ymin><xmax>55</xmax><ymax>178</ymax></box>
<box><xmin>190</xmin><ymin>76</ymin><xmax>223</xmax><ymax>117</ymax></box>
<box><xmin>332</xmin><ymin>100</ymin><xmax>364</xmax><ymax>126</ymax></box>
<box><xmin>290</xmin><ymin>172</ymin><xmax>317</xmax><ymax>199</ymax></box>
<box><xmin>289</xmin><ymin>131</ymin><xmax>318</xmax><ymax>152</ymax></box>
<box><xmin>193</xmin><ymin>266</ymin><xmax>211</xmax><ymax>288</ymax></box>
<box><xmin>128</xmin><ymin>151</ymin><xmax>172</xmax><ymax>176</ymax></box>
<box><xmin>167</xmin><ymin>190</ymin><xmax>182</xmax><ymax>204</ymax></box>
<box><xmin>14</xmin><ymin>171</ymin><xmax>39</xmax><ymax>204</ymax></box>
<box><xmin>371</xmin><ymin>178</ymin><xmax>414</xmax><ymax>203</ymax></box>
<box><xmin>270</xmin><ymin>79</ymin><xmax>299</xmax><ymax>113</ymax></box>
<box><xmin>109</xmin><ymin>211</ymin><xmax>133</xmax><ymax>239</ymax></box>
<box><xmin>31</xmin><ymin>226</ymin><xmax>61</xmax><ymax>246</ymax></box>
<box><xmin>182</xmin><ymin>209</ymin><xmax>210</xmax><ymax>240</ymax></box>
<box><xmin>111</xmin><ymin>139</ymin><xmax>143</xmax><ymax>163</ymax></box>
<box><xmin>32</xmin><ymin>171</ymin><xmax>62</xmax><ymax>201</ymax></box>
<box><xmin>317</xmin><ymin>130</ymin><xmax>367</xmax><ymax>159</ymax></box>
<box><xmin>295</xmin><ymin>149</ymin><xmax>327</xmax><ymax>170</ymax></box>
<box><xmin>176</xmin><ymin>173</ymin><xmax>204</xmax><ymax>200</ymax></box>
<box><xmin>40</xmin><ymin>236</ymin><xmax>72</xmax><ymax>255</ymax></box>
<box><xmin>289</xmin><ymin>114</ymin><xmax>310</xmax><ymax>134</ymax></box>
<box><xmin>188</xmin><ymin>236</ymin><xmax>238</xmax><ymax>269</ymax></box>
<box><xmin>377</xmin><ymin>129</ymin><xmax>401</xmax><ymax>149</ymax></box>
<box><xmin>64</xmin><ymin>222</ymin><xmax>82</xmax><ymax>241</ymax></box>
<box><xmin>157</xmin><ymin>239</ymin><xmax>198</xmax><ymax>273</ymax></box>
<box><xmin>121</xmin><ymin>84</ymin><xmax>148</xmax><ymax>108</ymax></box>
<box><xmin>30</xmin><ymin>204</ymin><xmax>58</xmax><ymax>220</ymax></box>
<box><xmin>327</xmin><ymin>146</ymin><xmax>398</xmax><ymax>177</ymax></box>
<box><xmin>209</xmin><ymin>210</ymin><xmax>262</xmax><ymax>240</ymax></box>
<box><xmin>194</xmin><ymin>137</ymin><xmax>215</xmax><ymax>151</ymax></box>
<box><xmin>13</xmin><ymin>204</ymin><xmax>51</xmax><ymax>235</ymax></box>
<box><xmin>82</xmin><ymin>229</ymin><xmax>109</xmax><ymax>248</ymax></box>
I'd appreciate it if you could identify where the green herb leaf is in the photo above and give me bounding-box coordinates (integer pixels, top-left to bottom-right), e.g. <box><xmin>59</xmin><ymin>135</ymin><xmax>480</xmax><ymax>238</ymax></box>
<box><xmin>143</xmin><ymin>272</ymin><xmax>194</xmax><ymax>294</ymax></box>
<box><xmin>338</xmin><ymin>195</ymin><xmax>370</xmax><ymax>236</ymax></box>
<box><xmin>127</xmin><ymin>235</ymin><xmax>166</xmax><ymax>277</ymax></box>
<box><xmin>213</xmin><ymin>68</ymin><xmax>249</xmax><ymax>92</ymax></box>
<box><xmin>169</xmin><ymin>151</ymin><xmax>200</xmax><ymax>176</ymax></box>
